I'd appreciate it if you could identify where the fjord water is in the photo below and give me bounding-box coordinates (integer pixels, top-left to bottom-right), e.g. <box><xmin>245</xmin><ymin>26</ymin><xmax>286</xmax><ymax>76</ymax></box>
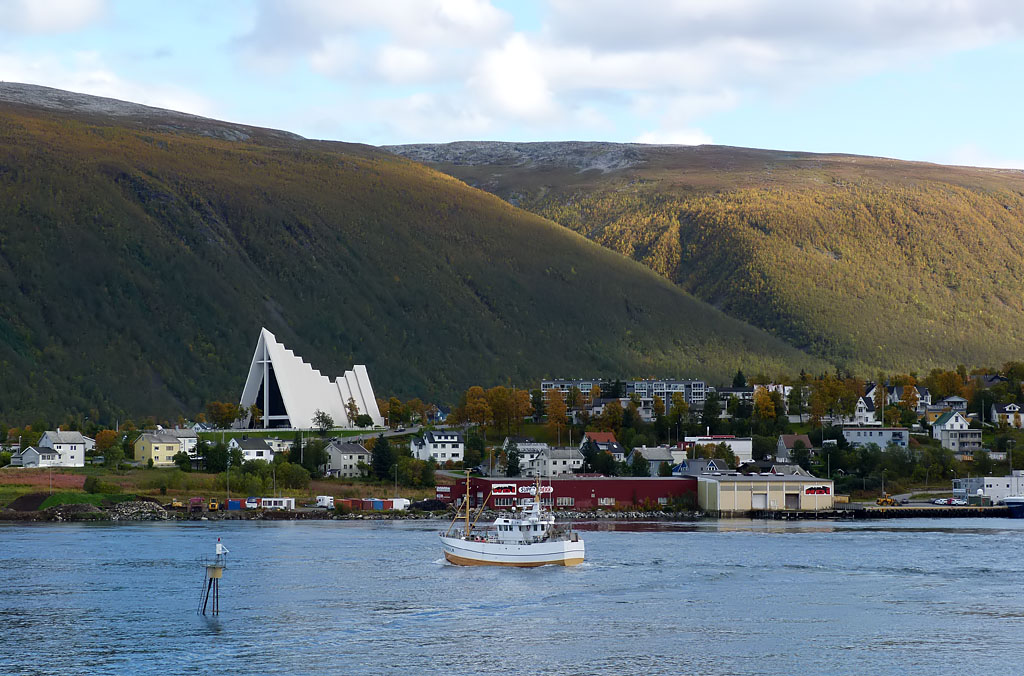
<box><xmin>2</xmin><ymin>519</ymin><xmax>1022</xmax><ymax>675</ymax></box>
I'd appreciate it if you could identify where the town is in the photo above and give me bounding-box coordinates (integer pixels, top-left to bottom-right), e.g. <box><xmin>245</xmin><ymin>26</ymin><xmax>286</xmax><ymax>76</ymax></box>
<box><xmin>3</xmin><ymin>328</ymin><xmax>1024</xmax><ymax>520</ymax></box>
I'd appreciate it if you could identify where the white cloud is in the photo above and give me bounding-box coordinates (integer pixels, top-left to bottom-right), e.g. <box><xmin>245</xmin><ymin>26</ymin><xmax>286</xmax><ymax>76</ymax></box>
<box><xmin>0</xmin><ymin>0</ymin><xmax>106</xmax><ymax>33</ymax></box>
<box><xmin>374</xmin><ymin>45</ymin><xmax>436</xmax><ymax>84</ymax></box>
<box><xmin>469</xmin><ymin>34</ymin><xmax>557</xmax><ymax>121</ymax></box>
<box><xmin>0</xmin><ymin>51</ymin><xmax>215</xmax><ymax>117</ymax></box>
<box><xmin>227</xmin><ymin>0</ymin><xmax>1024</xmax><ymax>143</ymax></box>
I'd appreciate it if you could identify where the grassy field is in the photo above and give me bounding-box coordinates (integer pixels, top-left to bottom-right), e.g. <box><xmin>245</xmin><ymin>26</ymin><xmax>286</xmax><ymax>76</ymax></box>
<box><xmin>38</xmin><ymin>492</ymin><xmax>139</xmax><ymax>510</ymax></box>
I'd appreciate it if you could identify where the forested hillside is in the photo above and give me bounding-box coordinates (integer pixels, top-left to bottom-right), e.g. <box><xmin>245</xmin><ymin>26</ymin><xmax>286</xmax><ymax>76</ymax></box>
<box><xmin>0</xmin><ymin>86</ymin><xmax>825</xmax><ymax>423</ymax></box>
<box><xmin>387</xmin><ymin>142</ymin><xmax>1024</xmax><ymax>371</ymax></box>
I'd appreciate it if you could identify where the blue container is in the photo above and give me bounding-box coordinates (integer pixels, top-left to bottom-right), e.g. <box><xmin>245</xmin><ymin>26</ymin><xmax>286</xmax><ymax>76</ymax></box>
<box><xmin>371</xmin><ymin>500</ymin><xmax>384</xmax><ymax>511</ymax></box>
<box><xmin>226</xmin><ymin>499</ymin><xmax>242</xmax><ymax>510</ymax></box>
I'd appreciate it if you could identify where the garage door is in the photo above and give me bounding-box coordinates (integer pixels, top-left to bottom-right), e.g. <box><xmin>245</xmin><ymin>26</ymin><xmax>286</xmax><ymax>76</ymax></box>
<box><xmin>785</xmin><ymin>493</ymin><xmax>799</xmax><ymax>510</ymax></box>
<box><xmin>752</xmin><ymin>493</ymin><xmax>767</xmax><ymax>510</ymax></box>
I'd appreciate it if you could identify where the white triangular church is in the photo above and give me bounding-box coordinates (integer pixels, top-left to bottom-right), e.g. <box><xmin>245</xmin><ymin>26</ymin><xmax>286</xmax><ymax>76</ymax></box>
<box><xmin>238</xmin><ymin>328</ymin><xmax>384</xmax><ymax>429</ymax></box>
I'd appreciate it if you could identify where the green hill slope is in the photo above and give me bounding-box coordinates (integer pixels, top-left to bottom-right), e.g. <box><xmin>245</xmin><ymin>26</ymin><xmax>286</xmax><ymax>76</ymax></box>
<box><xmin>0</xmin><ymin>86</ymin><xmax>825</xmax><ymax>422</ymax></box>
<box><xmin>387</xmin><ymin>142</ymin><xmax>1024</xmax><ymax>371</ymax></box>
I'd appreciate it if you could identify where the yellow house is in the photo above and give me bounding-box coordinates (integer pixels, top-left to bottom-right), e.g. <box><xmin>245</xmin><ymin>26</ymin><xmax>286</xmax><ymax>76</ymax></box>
<box><xmin>134</xmin><ymin>433</ymin><xmax>182</xmax><ymax>467</ymax></box>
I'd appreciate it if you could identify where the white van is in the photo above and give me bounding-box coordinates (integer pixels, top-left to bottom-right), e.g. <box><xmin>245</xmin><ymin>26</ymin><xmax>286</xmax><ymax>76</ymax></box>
<box><xmin>316</xmin><ymin>495</ymin><xmax>335</xmax><ymax>509</ymax></box>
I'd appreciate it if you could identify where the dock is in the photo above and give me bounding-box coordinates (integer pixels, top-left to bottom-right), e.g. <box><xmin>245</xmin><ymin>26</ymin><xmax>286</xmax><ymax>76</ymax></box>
<box><xmin>746</xmin><ymin>505</ymin><xmax>1011</xmax><ymax>520</ymax></box>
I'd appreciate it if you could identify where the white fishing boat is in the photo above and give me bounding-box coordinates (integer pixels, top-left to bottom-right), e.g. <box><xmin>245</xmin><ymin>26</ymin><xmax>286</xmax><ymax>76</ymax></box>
<box><xmin>440</xmin><ymin>475</ymin><xmax>584</xmax><ymax>567</ymax></box>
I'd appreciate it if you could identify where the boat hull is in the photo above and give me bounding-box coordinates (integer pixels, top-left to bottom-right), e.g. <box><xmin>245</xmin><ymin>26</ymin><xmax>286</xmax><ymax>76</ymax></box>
<box><xmin>1004</xmin><ymin>497</ymin><xmax>1024</xmax><ymax>518</ymax></box>
<box><xmin>440</xmin><ymin>535</ymin><xmax>584</xmax><ymax>567</ymax></box>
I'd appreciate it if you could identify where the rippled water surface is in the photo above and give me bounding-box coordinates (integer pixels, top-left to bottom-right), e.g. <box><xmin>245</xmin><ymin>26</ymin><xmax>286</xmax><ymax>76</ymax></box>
<box><xmin>3</xmin><ymin>518</ymin><xmax>1024</xmax><ymax>675</ymax></box>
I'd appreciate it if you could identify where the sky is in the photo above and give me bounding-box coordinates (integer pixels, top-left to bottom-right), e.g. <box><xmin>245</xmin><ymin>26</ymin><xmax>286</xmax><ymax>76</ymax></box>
<box><xmin>1</xmin><ymin>0</ymin><xmax>1023</xmax><ymax>167</ymax></box>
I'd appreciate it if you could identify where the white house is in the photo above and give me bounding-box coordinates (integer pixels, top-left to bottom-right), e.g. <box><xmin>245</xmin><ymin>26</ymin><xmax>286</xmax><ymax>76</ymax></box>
<box><xmin>264</xmin><ymin>437</ymin><xmax>292</xmax><ymax>455</ymax></box>
<box><xmin>35</xmin><ymin>430</ymin><xmax>86</xmax><ymax>467</ymax></box>
<box><xmin>324</xmin><ymin>441</ymin><xmax>370</xmax><ymax>478</ymax></box>
<box><xmin>410</xmin><ymin>430</ymin><xmax>464</xmax><ymax>463</ymax></box>
<box><xmin>228</xmin><ymin>437</ymin><xmax>273</xmax><ymax>462</ymax></box>
<box><xmin>932</xmin><ymin>412</ymin><xmax>982</xmax><ymax>453</ymax></box>
<box><xmin>9</xmin><ymin>446</ymin><xmax>71</xmax><ymax>468</ymax></box>
<box><xmin>156</xmin><ymin>427</ymin><xmax>199</xmax><ymax>457</ymax></box>
<box><xmin>842</xmin><ymin>427</ymin><xmax>908</xmax><ymax>448</ymax></box>
<box><xmin>992</xmin><ymin>403</ymin><xmax>1024</xmax><ymax>429</ymax></box>
<box><xmin>534</xmin><ymin>447</ymin><xmax>584</xmax><ymax>477</ymax></box>
<box><xmin>504</xmin><ymin>436</ymin><xmax>550</xmax><ymax>477</ymax></box>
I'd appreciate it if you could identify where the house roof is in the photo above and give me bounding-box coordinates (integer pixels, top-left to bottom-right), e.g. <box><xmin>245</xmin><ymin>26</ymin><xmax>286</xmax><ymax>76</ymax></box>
<box><xmin>631</xmin><ymin>447</ymin><xmax>675</xmax><ymax>462</ymax></box>
<box><xmin>160</xmin><ymin>427</ymin><xmax>197</xmax><ymax>438</ymax></box>
<box><xmin>136</xmin><ymin>433</ymin><xmax>180</xmax><ymax>445</ymax></box>
<box><xmin>425</xmin><ymin>430</ymin><xmax>463</xmax><ymax>444</ymax></box>
<box><xmin>993</xmin><ymin>403</ymin><xmax>1021</xmax><ymax>414</ymax></box>
<box><xmin>44</xmin><ymin>430</ymin><xmax>86</xmax><ymax>444</ymax></box>
<box><xmin>859</xmin><ymin>396</ymin><xmax>875</xmax><ymax>412</ymax></box>
<box><xmin>231</xmin><ymin>437</ymin><xmax>272</xmax><ymax>451</ymax></box>
<box><xmin>327</xmin><ymin>441</ymin><xmax>369</xmax><ymax>455</ymax></box>
<box><xmin>504</xmin><ymin>436</ymin><xmax>536</xmax><ymax>444</ymax></box>
<box><xmin>544</xmin><ymin>447</ymin><xmax>584</xmax><ymax>460</ymax></box>
<box><xmin>778</xmin><ymin>434</ymin><xmax>813</xmax><ymax>450</ymax></box>
<box><xmin>585</xmin><ymin>432</ymin><xmax>618</xmax><ymax>444</ymax></box>
<box><xmin>675</xmin><ymin>457</ymin><xmax>728</xmax><ymax>473</ymax></box>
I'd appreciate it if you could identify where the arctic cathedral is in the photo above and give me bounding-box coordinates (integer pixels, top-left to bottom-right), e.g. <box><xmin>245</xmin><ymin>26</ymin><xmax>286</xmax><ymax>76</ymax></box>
<box><xmin>238</xmin><ymin>328</ymin><xmax>384</xmax><ymax>429</ymax></box>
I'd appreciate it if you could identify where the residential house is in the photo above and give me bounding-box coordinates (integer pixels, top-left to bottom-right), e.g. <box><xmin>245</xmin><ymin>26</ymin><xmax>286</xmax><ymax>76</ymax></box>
<box><xmin>776</xmin><ymin>434</ymin><xmax>813</xmax><ymax>462</ymax></box>
<box><xmin>973</xmin><ymin>373</ymin><xmax>1009</xmax><ymax>390</ymax></box>
<box><xmin>410</xmin><ymin>430</ymin><xmax>464</xmax><ymax>463</ymax></box>
<box><xmin>851</xmin><ymin>396</ymin><xmax>878</xmax><ymax>426</ymax></box>
<box><xmin>36</xmin><ymin>430</ymin><xmax>87</xmax><ymax>467</ymax></box>
<box><xmin>673</xmin><ymin>457</ymin><xmax>731</xmax><ymax>476</ymax></box>
<box><xmin>535</xmin><ymin>447</ymin><xmax>584</xmax><ymax>477</ymax></box>
<box><xmin>864</xmin><ymin>382</ymin><xmax>931</xmax><ymax>415</ymax></box>
<box><xmin>935</xmin><ymin>396</ymin><xmax>968</xmax><ymax>414</ymax></box>
<box><xmin>992</xmin><ymin>403</ymin><xmax>1024</xmax><ymax>429</ymax></box>
<box><xmin>192</xmin><ymin>422</ymin><xmax>216</xmax><ymax>434</ymax></box>
<box><xmin>841</xmin><ymin>427</ymin><xmax>908</xmax><ymax>448</ymax></box>
<box><xmin>504</xmin><ymin>437</ymin><xmax>551</xmax><ymax>477</ymax></box>
<box><xmin>156</xmin><ymin>427</ymin><xmax>199</xmax><ymax>457</ymax></box>
<box><xmin>932</xmin><ymin>411</ymin><xmax>982</xmax><ymax>455</ymax></box>
<box><xmin>324</xmin><ymin>441</ymin><xmax>370</xmax><ymax>478</ymax></box>
<box><xmin>228</xmin><ymin>436</ymin><xmax>273</xmax><ymax>462</ymax></box>
<box><xmin>580</xmin><ymin>431</ymin><xmax>627</xmax><ymax>462</ymax></box>
<box><xmin>9</xmin><ymin>446</ymin><xmax>73</xmax><ymax>468</ymax></box>
<box><xmin>134</xmin><ymin>433</ymin><xmax>182</xmax><ymax>467</ymax></box>
<box><xmin>737</xmin><ymin>460</ymin><xmax>812</xmax><ymax>477</ymax></box>
<box><xmin>264</xmin><ymin>437</ymin><xmax>292</xmax><ymax>455</ymax></box>
<box><xmin>626</xmin><ymin>446</ymin><xmax>677</xmax><ymax>477</ymax></box>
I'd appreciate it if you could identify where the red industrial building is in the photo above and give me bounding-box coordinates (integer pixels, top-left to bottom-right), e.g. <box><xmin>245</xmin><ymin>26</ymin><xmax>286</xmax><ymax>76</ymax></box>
<box><xmin>439</xmin><ymin>476</ymin><xmax>697</xmax><ymax>511</ymax></box>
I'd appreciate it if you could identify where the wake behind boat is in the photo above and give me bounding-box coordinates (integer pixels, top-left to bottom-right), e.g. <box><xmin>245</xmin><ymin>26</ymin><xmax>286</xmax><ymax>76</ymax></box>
<box><xmin>440</xmin><ymin>475</ymin><xmax>584</xmax><ymax>567</ymax></box>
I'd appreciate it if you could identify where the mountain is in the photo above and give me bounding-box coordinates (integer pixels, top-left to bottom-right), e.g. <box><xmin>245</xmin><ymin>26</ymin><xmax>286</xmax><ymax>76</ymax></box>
<box><xmin>386</xmin><ymin>141</ymin><xmax>1024</xmax><ymax>372</ymax></box>
<box><xmin>0</xmin><ymin>84</ymin><xmax>825</xmax><ymax>423</ymax></box>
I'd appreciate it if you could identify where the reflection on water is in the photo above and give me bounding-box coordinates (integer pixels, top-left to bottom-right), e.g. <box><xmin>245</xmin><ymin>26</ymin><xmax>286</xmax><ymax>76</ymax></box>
<box><xmin>2</xmin><ymin>518</ymin><xmax>1024</xmax><ymax>675</ymax></box>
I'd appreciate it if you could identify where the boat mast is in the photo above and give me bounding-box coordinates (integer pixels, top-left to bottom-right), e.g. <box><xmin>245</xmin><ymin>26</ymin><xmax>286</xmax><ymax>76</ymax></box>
<box><xmin>464</xmin><ymin>469</ymin><xmax>471</xmax><ymax>536</ymax></box>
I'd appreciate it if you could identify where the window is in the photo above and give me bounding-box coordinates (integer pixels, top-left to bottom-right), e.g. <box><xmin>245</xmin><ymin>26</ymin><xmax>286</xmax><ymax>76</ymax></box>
<box><xmin>557</xmin><ymin>497</ymin><xmax>574</xmax><ymax>507</ymax></box>
<box><xmin>494</xmin><ymin>497</ymin><xmax>515</xmax><ymax>507</ymax></box>
<box><xmin>256</xmin><ymin>451</ymin><xmax>264</xmax><ymax>457</ymax></box>
<box><xmin>598</xmin><ymin>497</ymin><xmax>615</xmax><ymax>506</ymax></box>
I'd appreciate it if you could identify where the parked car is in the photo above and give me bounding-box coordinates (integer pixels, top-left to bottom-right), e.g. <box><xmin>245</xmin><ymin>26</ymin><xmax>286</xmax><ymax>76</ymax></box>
<box><xmin>951</xmin><ymin>499</ymin><xmax>968</xmax><ymax>506</ymax></box>
<box><xmin>933</xmin><ymin>498</ymin><xmax>952</xmax><ymax>505</ymax></box>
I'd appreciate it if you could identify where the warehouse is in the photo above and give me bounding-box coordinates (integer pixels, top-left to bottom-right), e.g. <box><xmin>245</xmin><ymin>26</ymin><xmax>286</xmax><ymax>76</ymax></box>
<box><xmin>697</xmin><ymin>474</ymin><xmax>834</xmax><ymax>516</ymax></box>
<box><xmin>443</xmin><ymin>476</ymin><xmax>697</xmax><ymax>511</ymax></box>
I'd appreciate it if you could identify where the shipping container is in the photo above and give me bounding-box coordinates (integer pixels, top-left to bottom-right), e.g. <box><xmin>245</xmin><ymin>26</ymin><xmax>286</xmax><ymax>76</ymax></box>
<box><xmin>380</xmin><ymin>499</ymin><xmax>393</xmax><ymax>510</ymax></box>
<box><xmin>224</xmin><ymin>499</ymin><xmax>242</xmax><ymax>510</ymax></box>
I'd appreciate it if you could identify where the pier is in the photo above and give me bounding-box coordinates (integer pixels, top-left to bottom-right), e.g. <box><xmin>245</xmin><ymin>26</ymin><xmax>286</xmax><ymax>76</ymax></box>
<box><xmin>747</xmin><ymin>505</ymin><xmax>1011</xmax><ymax>520</ymax></box>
